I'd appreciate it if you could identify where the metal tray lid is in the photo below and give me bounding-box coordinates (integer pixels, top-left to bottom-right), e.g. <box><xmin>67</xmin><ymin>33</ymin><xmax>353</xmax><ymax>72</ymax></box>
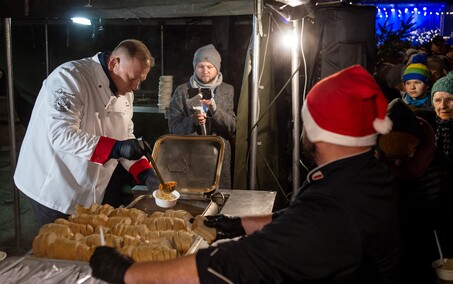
<box><xmin>152</xmin><ymin>134</ymin><xmax>225</xmax><ymax>196</ymax></box>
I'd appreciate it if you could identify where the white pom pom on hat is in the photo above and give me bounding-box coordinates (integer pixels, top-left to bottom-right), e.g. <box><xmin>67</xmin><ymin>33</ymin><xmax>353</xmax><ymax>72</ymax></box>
<box><xmin>301</xmin><ymin>65</ymin><xmax>392</xmax><ymax>147</ymax></box>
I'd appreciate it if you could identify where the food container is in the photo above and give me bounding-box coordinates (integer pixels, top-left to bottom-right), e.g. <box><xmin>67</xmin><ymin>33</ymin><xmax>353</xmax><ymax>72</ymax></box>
<box><xmin>131</xmin><ymin>135</ymin><xmax>226</xmax><ymax>215</ymax></box>
<box><xmin>152</xmin><ymin>189</ymin><xmax>180</xmax><ymax>208</ymax></box>
<box><xmin>433</xmin><ymin>258</ymin><xmax>453</xmax><ymax>281</ymax></box>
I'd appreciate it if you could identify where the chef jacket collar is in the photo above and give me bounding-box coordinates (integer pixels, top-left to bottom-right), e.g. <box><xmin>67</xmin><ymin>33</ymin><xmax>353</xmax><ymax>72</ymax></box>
<box><xmin>98</xmin><ymin>51</ymin><xmax>119</xmax><ymax>96</ymax></box>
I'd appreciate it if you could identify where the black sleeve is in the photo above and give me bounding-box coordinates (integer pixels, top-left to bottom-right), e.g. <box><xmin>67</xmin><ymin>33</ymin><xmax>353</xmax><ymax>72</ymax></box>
<box><xmin>196</xmin><ymin>194</ymin><xmax>362</xmax><ymax>284</ymax></box>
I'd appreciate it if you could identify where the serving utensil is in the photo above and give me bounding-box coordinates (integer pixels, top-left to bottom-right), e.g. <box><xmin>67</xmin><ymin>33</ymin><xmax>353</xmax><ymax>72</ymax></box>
<box><xmin>138</xmin><ymin>137</ymin><xmax>176</xmax><ymax>193</ymax></box>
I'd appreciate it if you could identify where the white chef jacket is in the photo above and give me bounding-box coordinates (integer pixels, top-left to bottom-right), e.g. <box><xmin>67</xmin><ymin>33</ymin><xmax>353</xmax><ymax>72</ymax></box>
<box><xmin>14</xmin><ymin>53</ymin><xmax>142</xmax><ymax>214</ymax></box>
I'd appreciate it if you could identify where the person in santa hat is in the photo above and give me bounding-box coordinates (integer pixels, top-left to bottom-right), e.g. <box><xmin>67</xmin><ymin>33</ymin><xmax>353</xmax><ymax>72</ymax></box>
<box><xmin>89</xmin><ymin>65</ymin><xmax>402</xmax><ymax>284</ymax></box>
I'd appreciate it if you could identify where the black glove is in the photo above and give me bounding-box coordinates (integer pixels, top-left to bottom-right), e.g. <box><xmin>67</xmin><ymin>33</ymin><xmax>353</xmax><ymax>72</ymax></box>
<box><xmin>138</xmin><ymin>168</ymin><xmax>160</xmax><ymax>192</ymax></box>
<box><xmin>109</xmin><ymin>139</ymin><xmax>144</xmax><ymax>160</ymax></box>
<box><xmin>204</xmin><ymin>214</ymin><xmax>246</xmax><ymax>240</ymax></box>
<box><xmin>89</xmin><ymin>246</ymin><xmax>134</xmax><ymax>284</ymax></box>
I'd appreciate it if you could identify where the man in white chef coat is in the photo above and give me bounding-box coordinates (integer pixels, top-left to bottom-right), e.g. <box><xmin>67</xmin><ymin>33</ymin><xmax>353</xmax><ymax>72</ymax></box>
<box><xmin>14</xmin><ymin>39</ymin><xmax>159</xmax><ymax>226</ymax></box>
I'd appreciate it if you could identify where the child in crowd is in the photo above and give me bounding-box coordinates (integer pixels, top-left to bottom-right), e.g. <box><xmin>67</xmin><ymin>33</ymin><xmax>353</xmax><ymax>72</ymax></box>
<box><xmin>402</xmin><ymin>54</ymin><xmax>433</xmax><ymax>110</ymax></box>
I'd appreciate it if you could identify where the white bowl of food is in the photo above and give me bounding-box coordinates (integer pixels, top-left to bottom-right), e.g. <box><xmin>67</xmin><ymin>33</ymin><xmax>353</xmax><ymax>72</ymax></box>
<box><xmin>433</xmin><ymin>258</ymin><xmax>453</xmax><ymax>280</ymax></box>
<box><xmin>153</xmin><ymin>189</ymin><xmax>180</xmax><ymax>208</ymax></box>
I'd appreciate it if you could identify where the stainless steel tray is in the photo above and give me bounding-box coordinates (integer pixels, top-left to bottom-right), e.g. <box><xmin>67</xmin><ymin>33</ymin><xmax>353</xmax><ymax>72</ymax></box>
<box><xmin>127</xmin><ymin>189</ymin><xmax>229</xmax><ymax>217</ymax></box>
<box><xmin>151</xmin><ymin>135</ymin><xmax>225</xmax><ymax>195</ymax></box>
<box><xmin>0</xmin><ymin>255</ymin><xmax>104</xmax><ymax>283</ymax></box>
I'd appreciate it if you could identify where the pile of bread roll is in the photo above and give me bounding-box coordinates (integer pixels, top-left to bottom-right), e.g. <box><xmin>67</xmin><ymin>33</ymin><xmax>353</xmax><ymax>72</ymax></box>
<box><xmin>32</xmin><ymin>203</ymin><xmax>216</xmax><ymax>262</ymax></box>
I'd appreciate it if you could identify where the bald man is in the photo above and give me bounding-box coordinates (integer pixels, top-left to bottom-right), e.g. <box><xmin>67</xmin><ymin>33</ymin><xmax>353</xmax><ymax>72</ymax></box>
<box><xmin>14</xmin><ymin>39</ymin><xmax>160</xmax><ymax>226</ymax></box>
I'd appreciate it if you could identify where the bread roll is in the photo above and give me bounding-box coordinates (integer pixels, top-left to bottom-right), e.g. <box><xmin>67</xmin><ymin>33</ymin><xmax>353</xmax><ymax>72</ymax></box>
<box><xmin>32</xmin><ymin>232</ymin><xmax>57</xmax><ymax>257</ymax></box>
<box><xmin>107</xmin><ymin>216</ymin><xmax>132</xmax><ymax>228</ymax></box>
<box><xmin>78</xmin><ymin>233</ymin><xmax>123</xmax><ymax>249</ymax></box>
<box><xmin>55</xmin><ymin>218</ymin><xmax>94</xmax><ymax>236</ymax></box>
<box><xmin>141</xmin><ymin>216</ymin><xmax>187</xmax><ymax>231</ymax></box>
<box><xmin>47</xmin><ymin>237</ymin><xmax>79</xmax><ymax>260</ymax></box>
<box><xmin>130</xmin><ymin>245</ymin><xmax>177</xmax><ymax>262</ymax></box>
<box><xmin>109</xmin><ymin>208</ymin><xmax>147</xmax><ymax>224</ymax></box>
<box><xmin>191</xmin><ymin>215</ymin><xmax>216</xmax><ymax>244</ymax></box>
<box><xmin>38</xmin><ymin>223</ymin><xmax>74</xmax><ymax>239</ymax></box>
<box><xmin>69</xmin><ymin>213</ymin><xmax>108</xmax><ymax>228</ymax></box>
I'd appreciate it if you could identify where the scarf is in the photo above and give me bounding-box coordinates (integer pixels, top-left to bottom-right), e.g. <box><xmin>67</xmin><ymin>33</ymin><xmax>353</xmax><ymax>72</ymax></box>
<box><xmin>435</xmin><ymin>117</ymin><xmax>453</xmax><ymax>162</ymax></box>
<box><xmin>404</xmin><ymin>94</ymin><xmax>429</xmax><ymax>107</ymax></box>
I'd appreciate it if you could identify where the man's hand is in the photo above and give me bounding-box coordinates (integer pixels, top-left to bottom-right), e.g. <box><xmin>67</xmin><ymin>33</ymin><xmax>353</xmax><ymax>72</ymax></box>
<box><xmin>203</xmin><ymin>214</ymin><xmax>246</xmax><ymax>240</ymax></box>
<box><xmin>90</xmin><ymin>246</ymin><xmax>134</xmax><ymax>284</ymax></box>
<box><xmin>201</xmin><ymin>98</ymin><xmax>217</xmax><ymax>115</ymax></box>
<box><xmin>144</xmin><ymin>168</ymin><xmax>160</xmax><ymax>191</ymax></box>
<box><xmin>109</xmin><ymin>139</ymin><xmax>144</xmax><ymax>160</ymax></box>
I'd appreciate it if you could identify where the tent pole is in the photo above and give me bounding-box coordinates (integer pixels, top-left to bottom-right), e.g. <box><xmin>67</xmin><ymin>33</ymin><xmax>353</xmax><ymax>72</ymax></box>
<box><xmin>248</xmin><ymin>0</ymin><xmax>262</xmax><ymax>190</ymax></box>
<box><xmin>3</xmin><ymin>17</ymin><xmax>22</xmax><ymax>251</ymax></box>
<box><xmin>291</xmin><ymin>20</ymin><xmax>301</xmax><ymax>194</ymax></box>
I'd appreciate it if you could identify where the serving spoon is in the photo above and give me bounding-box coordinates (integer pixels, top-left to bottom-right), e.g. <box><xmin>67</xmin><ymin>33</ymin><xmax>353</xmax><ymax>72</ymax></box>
<box><xmin>138</xmin><ymin>137</ymin><xmax>176</xmax><ymax>194</ymax></box>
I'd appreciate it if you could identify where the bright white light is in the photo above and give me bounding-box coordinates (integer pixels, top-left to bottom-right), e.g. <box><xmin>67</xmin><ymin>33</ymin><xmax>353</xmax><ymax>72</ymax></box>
<box><xmin>71</xmin><ymin>17</ymin><xmax>91</xmax><ymax>25</ymax></box>
<box><xmin>282</xmin><ymin>29</ymin><xmax>297</xmax><ymax>49</ymax></box>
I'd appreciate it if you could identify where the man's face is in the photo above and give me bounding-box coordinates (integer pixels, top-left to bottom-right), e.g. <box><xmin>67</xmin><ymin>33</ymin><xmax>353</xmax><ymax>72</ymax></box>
<box><xmin>432</xmin><ymin>91</ymin><xmax>453</xmax><ymax>120</ymax></box>
<box><xmin>195</xmin><ymin>62</ymin><xmax>218</xmax><ymax>84</ymax></box>
<box><xmin>404</xmin><ymin>79</ymin><xmax>428</xmax><ymax>99</ymax></box>
<box><xmin>300</xmin><ymin>130</ymin><xmax>318</xmax><ymax>171</ymax></box>
<box><xmin>110</xmin><ymin>56</ymin><xmax>151</xmax><ymax>96</ymax></box>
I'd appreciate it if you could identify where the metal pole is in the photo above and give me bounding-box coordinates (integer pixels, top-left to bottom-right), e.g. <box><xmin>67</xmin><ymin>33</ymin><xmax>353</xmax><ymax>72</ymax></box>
<box><xmin>161</xmin><ymin>24</ymin><xmax>164</xmax><ymax>75</ymax></box>
<box><xmin>248</xmin><ymin>0</ymin><xmax>261</xmax><ymax>190</ymax></box>
<box><xmin>4</xmin><ymin>17</ymin><xmax>22</xmax><ymax>251</ymax></box>
<box><xmin>291</xmin><ymin>20</ymin><xmax>301</xmax><ymax>194</ymax></box>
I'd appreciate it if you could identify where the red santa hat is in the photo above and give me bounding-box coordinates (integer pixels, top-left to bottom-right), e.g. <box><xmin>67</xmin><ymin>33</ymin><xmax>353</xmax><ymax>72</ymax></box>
<box><xmin>301</xmin><ymin>65</ymin><xmax>392</xmax><ymax>146</ymax></box>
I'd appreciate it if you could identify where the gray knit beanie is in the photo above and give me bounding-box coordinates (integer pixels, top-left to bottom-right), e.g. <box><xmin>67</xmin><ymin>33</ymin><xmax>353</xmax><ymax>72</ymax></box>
<box><xmin>193</xmin><ymin>44</ymin><xmax>221</xmax><ymax>72</ymax></box>
<box><xmin>431</xmin><ymin>71</ymin><xmax>453</xmax><ymax>100</ymax></box>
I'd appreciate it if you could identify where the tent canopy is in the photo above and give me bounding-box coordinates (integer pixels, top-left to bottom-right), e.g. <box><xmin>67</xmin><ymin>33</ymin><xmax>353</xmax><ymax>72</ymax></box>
<box><xmin>0</xmin><ymin>0</ymin><xmax>254</xmax><ymax>19</ymax></box>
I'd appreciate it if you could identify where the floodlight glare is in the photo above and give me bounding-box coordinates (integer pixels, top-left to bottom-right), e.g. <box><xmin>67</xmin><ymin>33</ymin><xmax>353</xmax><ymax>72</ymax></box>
<box><xmin>71</xmin><ymin>17</ymin><xmax>92</xmax><ymax>25</ymax></box>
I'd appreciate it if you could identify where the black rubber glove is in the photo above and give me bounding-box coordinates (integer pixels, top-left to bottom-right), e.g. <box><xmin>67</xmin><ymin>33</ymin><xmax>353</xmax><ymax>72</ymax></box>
<box><xmin>138</xmin><ymin>168</ymin><xmax>160</xmax><ymax>192</ymax></box>
<box><xmin>90</xmin><ymin>246</ymin><xmax>134</xmax><ymax>284</ymax></box>
<box><xmin>203</xmin><ymin>214</ymin><xmax>246</xmax><ymax>240</ymax></box>
<box><xmin>109</xmin><ymin>139</ymin><xmax>144</xmax><ymax>160</ymax></box>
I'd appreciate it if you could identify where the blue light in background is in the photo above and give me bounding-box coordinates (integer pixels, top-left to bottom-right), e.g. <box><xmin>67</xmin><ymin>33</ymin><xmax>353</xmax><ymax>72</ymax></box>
<box><xmin>373</xmin><ymin>2</ymin><xmax>448</xmax><ymax>45</ymax></box>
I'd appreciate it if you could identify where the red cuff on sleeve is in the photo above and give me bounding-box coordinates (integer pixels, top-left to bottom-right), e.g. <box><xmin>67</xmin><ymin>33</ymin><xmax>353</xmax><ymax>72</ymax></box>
<box><xmin>90</xmin><ymin>136</ymin><xmax>116</xmax><ymax>164</ymax></box>
<box><xmin>129</xmin><ymin>158</ymin><xmax>152</xmax><ymax>183</ymax></box>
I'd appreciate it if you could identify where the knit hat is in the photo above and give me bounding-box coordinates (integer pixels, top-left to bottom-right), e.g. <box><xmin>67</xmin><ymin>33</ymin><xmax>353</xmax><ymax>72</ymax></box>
<box><xmin>301</xmin><ymin>65</ymin><xmax>392</xmax><ymax>146</ymax></box>
<box><xmin>403</xmin><ymin>54</ymin><xmax>431</xmax><ymax>85</ymax></box>
<box><xmin>193</xmin><ymin>44</ymin><xmax>221</xmax><ymax>72</ymax></box>
<box><xmin>431</xmin><ymin>71</ymin><xmax>453</xmax><ymax>99</ymax></box>
<box><xmin>377</xmin><ymin>98</ymin><xmax>436</xmax><ymax>178</ymax></box>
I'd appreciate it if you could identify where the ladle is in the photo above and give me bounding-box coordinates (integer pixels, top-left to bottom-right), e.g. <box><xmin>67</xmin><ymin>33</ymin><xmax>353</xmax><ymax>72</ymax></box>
<box><xmin>138</xmin><ymin>137</ymin><xmax>176</xmax><ymax>194</ymax></box>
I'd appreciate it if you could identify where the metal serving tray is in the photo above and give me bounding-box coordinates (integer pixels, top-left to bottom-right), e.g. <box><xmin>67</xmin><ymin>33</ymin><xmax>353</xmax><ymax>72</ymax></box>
<box><xmin>0</xmin><ymin>255</ymin><xmax>104</xmax><ymax>283</ymax></box>
<box><xmin>128</xmin><ymin>188</ymin><xmax>229</xmax><ymax>217</ymax></box>
<box><xmin>150</xmin><ymin>135</ymin><xmax>225</xmax><ymax>196</ymax></box>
